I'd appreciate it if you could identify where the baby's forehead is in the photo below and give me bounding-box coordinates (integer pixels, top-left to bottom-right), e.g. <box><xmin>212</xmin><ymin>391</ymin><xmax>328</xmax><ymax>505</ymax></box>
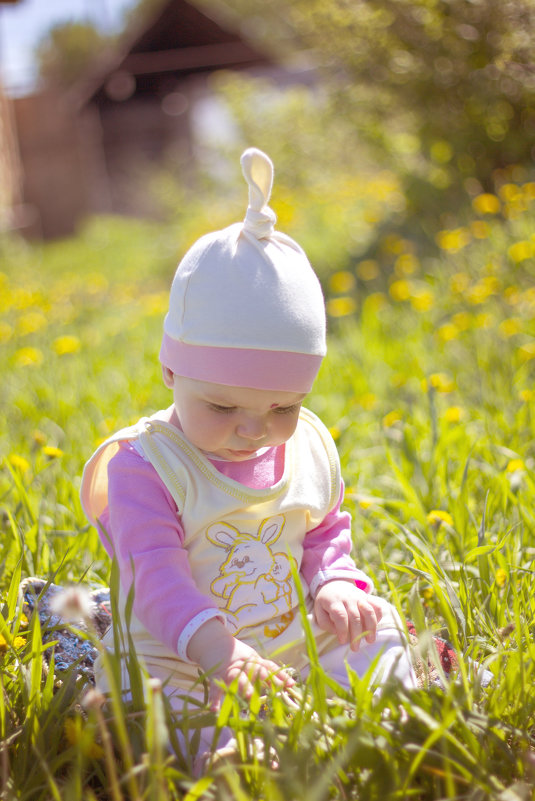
<box><xmin>182</xmin><ymin>377</ymin><xmax>306</xmax><ymax>410</ymax></box>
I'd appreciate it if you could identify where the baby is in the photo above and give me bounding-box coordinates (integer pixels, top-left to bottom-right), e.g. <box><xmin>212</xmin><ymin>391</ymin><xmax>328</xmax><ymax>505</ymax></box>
<box><xmin>81</xmin><ymin>147</ymin><xmax>416</xmax><ymax>772</ymax></box>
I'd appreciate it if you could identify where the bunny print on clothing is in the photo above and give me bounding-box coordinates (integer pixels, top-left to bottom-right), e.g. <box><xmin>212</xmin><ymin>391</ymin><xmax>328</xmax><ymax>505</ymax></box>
<box><xmin>208</xmin><ymin>516</ymin><xmax>297</xmax><ymax>637</ymax></box>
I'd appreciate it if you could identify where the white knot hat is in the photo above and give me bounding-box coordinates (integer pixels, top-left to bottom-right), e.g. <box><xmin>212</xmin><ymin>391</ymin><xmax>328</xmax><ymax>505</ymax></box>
<box><xmin>159</xmin><ymin>148</ymin><xmax>327</xmax><ymax>393</ymax></box>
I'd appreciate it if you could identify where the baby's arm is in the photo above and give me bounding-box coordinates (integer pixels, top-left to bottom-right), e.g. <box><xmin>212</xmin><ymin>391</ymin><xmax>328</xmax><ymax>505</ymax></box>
<box><xmin>314</xmin><ymin>580</ymin><xmax>383</xmax><ymax>651</ymax></box>
<box><xmin>301</xmin><ymin>483</ymin><xmax>373</xmax><ymax>595</ymax></box>
<box><xmin>187</xmin><ymin>618</ymin><xmax>294</xmax><ymax>705</ymax></box>
<box><xmin>301</xmin><ymin>480</ymin><xmax>380</xmax><ymax>649</ymax></box>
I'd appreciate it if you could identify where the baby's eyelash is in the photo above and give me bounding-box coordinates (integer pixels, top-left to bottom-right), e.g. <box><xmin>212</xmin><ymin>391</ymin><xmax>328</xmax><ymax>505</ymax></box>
<box><xmin>272</xmin><ymin>403</ymin><xmax>301</xmax><ymax>415</ymax></box>
<box><xmin>208</xmin><ymin>404</ymin><xmax>236</xmax><ymax>414</ymax></box>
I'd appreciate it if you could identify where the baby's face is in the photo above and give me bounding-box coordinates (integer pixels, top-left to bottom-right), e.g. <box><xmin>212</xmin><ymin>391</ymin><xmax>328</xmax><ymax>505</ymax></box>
<box><xmin>163</xmin><ymin>370</ymin><xmax>306</xmax><ymax>461</ymax></box>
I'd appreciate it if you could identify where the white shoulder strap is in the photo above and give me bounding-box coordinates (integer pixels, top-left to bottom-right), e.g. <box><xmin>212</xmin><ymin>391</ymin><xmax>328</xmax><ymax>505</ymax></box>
<box><xmin>298</xmin><ymin>407</ymin><xmax>341</xmax><ymax>512</ymax></box>
<box><xmin>80</xmin><ymin>419</ymin><xmax>150</xmax><ymax>528</ymax></box>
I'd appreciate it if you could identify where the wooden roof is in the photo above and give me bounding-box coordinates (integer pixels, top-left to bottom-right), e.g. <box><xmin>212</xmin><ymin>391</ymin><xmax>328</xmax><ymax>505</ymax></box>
<box><xmin>77</xmin><ymin>0</ymin><xmax>271</xmax><ymax>106</ymax></box>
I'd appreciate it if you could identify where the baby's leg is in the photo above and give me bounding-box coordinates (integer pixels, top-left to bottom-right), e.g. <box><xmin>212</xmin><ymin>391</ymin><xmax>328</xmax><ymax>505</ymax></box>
<box><xmin>163</xmin><ymin>685</ymin><xmax>236</xmax><ymax>776</ymax></box>
<box><xmin>309</xmin><ymin>597</ymin><xmax>417</xmax><ymax>691</ymax></box>
<box><xmin>94</xmin><ymin>650</ymin><xmax>235</xmax><ymax>777</ymax></box>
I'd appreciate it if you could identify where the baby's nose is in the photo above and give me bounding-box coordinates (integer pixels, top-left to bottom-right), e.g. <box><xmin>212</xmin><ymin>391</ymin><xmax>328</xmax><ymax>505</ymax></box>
<box><xmin>237</xmin><ymin>415</ymin><xmax>266</xmax><ymax>440</ymax></box>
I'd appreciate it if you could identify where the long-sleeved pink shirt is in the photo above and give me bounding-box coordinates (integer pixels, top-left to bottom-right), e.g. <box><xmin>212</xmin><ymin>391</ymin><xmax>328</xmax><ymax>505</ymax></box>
<box><xmin>97</xmin><ymin>422</ymin><xmax>372</xmax><ymax>657</ymax></box>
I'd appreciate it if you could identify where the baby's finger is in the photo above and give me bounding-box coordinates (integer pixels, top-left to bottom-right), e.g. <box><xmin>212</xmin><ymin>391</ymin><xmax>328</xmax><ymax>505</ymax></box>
<box><xmin>257</xmin><ymin>659</ymin><xmax>295</xmax><ymax>688</ymax></box>
<box><xmin>314</xmin><ymin>603</ymin><xmax>332</xmax><ymax>634</ymax></box>
<box><xmin>358</xmin><ymin>603</ymin><xmax>378</xmax><ymax>645</ymax></box>
<box><xmin>372</xmin><ymin>599</ymin><xmax>384</xmax><ymax>623</ymax></box>
<box><xmin>347</xmin><ymin>608</ymin><xmax>364</xmax><ymax>651</ymax></box>
<box><xmin>326</xmin><ymin>601</ymin><xmax>351</xmax><ymax>644</ymax></box>
<box><xmin>209</xmin><ymin>682</ymin><xmax>224</xmax><ymax>711</ymax></box>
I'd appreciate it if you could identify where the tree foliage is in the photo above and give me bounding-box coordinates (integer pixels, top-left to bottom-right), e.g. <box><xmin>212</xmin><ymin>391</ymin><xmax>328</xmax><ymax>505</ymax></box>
<box><xmin>35</xmin><ymin>22</ymin><xmax>110</xmax><ymax>90</ymax></box>
<box><xmin>207</xmin><ymin>0</ymin><xmax>535</xmax><ymax>239</ymax></box>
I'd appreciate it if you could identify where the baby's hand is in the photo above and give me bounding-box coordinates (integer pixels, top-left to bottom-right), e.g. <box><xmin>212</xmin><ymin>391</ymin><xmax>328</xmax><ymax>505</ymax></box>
<box><xmin>187</xmin><ymin>618</ymin><xmax>294</xmax><ymax>707</ymax></box>
<box><xmin>314</xmin><ymin>580</ymin><xmax>383</xmax><ymax>651</ymax></box>
<box><xmin>217</xmin><ymin>642</ymin><xmax>291</xmax><ymax>705</ymax></box>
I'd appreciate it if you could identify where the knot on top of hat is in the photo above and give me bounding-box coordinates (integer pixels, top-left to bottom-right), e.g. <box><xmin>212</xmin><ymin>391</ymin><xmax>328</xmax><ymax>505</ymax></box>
<box><xmin>241</xmin><ymin>147</ymin><xmax>277</xmax><ymax>240</ymax></box>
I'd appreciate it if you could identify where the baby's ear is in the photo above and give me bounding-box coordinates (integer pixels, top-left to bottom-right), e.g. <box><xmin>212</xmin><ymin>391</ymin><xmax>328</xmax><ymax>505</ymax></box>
<box><xmin>162</xmin><ymin>365</ymin><xmax>174</xmax><ymax>389</ymax></box>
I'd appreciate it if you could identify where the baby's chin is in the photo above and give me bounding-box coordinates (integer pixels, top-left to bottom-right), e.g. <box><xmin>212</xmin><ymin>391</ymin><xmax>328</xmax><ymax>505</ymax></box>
<box><xmin>218</xmin><ymin>448</ymin><xmax>261</xmax><ymax>461</ymax></box>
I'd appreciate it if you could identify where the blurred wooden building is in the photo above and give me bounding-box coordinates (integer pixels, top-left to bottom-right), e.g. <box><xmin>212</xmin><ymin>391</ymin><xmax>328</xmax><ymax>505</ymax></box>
<box><xmin>10</xmin><ymin>0</ymin><xmax>274</xmax><ymax>239</ymax></box>
<box><xmin>0</xmin><ymin>81</ymin><xmax>22</xmax><ymax>231</ymax></box>
<box><xmin>0</xmin><ymin>0</ymin><xmax>23</xmax><ymax>231</ymax></box>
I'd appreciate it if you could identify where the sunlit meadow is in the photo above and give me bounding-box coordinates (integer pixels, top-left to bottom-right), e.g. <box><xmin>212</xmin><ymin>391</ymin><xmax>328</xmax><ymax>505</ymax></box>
<box><xmin>1</xmin><ymin>175</ymin><xmax>535</xmax><ymax>799</ymax></box>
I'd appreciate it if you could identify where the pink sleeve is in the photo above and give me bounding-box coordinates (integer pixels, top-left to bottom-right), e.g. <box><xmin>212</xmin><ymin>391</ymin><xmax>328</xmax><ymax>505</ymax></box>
<box><xmin>104</xmin><ymin>442</ymin><xmax>221</xmax><ymax>654</ymax></box>
<box><xmin>300</xmin><ymin>481</ymin><xmax>373</xmax><ymax>596</ymax></box>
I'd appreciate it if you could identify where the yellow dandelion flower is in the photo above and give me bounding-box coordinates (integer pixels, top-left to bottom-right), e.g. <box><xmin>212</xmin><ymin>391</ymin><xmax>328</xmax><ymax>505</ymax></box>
<box><xmin>499</xmin><ymin>318</ymin><xmax>522</xmax><ymax>338</ymax></box>
<box><xmin>422</xmin><ymin>586</ymin><xmax>435</xmax><ymax>600</ymax></box>
<box><xmin>495</xmin><ymin>568</ymin><xmax>507</xmax><ymax>588</ymax></box>
<box><xmin>64</xmin><ymin>717</ymin><xmax>104</xmax><ymax>759</ymax></box>
<box><xmin>444</xmin><ymin>406</ymin><xmax>462</xmax><ymax>423</ymax></box>
<box><xmin>0</xmin><ymin>633</ymin><xmax>25</xmax><ymax>651</ymax></box>
<box><xmin>389</xmin><ymin>279</ymin><xmax>411</xmax><ymax>301</ymax></box>
<box><xmin>508</xmin><ymin>241</ymin><xmax>533</xmax><ymax>263</ymax></box>
<box><xmin>329</xmin><ymin>271</ymin><xmax>356</xmax><ymax>294</ymax></box>
<box><xmin>32</xmin><ymin>430</ymin><xmax>47</xmax><ymax>446</ymax></box>
<box><xmin>88</xmin><ymin>742</ymin><xmax>105</xmax><ymax>760</ymax></box>
<box><xmin>53</xmin><ymin>335</ymin><xmax>81</xmax><ymax>355</ymax></box>
<box><xmin>0</xmin><ymin>321</ymin><xmax>13</xmax><ymax>343</ymax></box>
<box><xmin>42</xmin><ymin>445</ymin><xmax>64</xmax><ymax>458</ymax></box>
<box><xmin>64</xmin><ymin>717</ymin><xmax>79</xmax><ymax>747</ymax></box>
<box><xmin>8</xmin><ymin>454</ymin><xmax>30</xmax><ymax>473</ymax></box>
<box><xmin>450</xmin><ymin>272</ymin><xmax>470</xmax><ymax>294</ymax></box>
<box><xmin>382</xmin><ymin>233</ymin><xmax>405</xmax><ymax>254</ymax></box>
<box><xmin>329</xmin><ymin>426</ymin><xmax>341</xmax><ymax>441</ymax></box>
<box><xmin>358</xmin><ymin>392</ymin><xmax>377</xmax><ymax>410</ymax></box>
<box><xmin>14</xmin><ymin>346</ymin><xmax>43</xmax><ymax>367</ymax></box>
<box><xmin>382</xmin><ymin>409</ymin><xmax>403</xmax><ymax>428</ymax></box>
<box><xmin>472</xmin><ymin>193</ymin><xmax>501</xmax><ymax>215</ymax></box>
<box><xmin>17</xmin><ymin>311</ymin><xmax>48</xmax><ymax>336</ymax></box>
<box><xmin>452</xmin><ymin>311</ymin><xmax>471</xmax><ymax>330</ymax></box>
<box><xmin>141</xmin><ymin>292</ymin><xmax>168</xmax><ymax>315</ymax></box>
<box><xmin>436</xmin><ymin>228</ymin><xmax>471</xmax><ymax>252</ymax></box>
<box><xmin>358</xmin><ymin>498</ymin><xmax>374</xmax><ymax>510</ymax></box>
<box><xmin>518</xmin><ymin>342</ymin><xmax>535</xmax><ymax>362</ymax></box>
<box><xmin>476</xmin><ymin>312</ymin><xmax>494</xmax><ymax>328</ymax></box>
<box><xmin>410</xmin><ymin>288</ymin><xmax>434</xmax><ymax>312</ymax></box>
<box><xmin>327</xmin><ymin>296</ymin><xmax>356</xmax><ymax>318</ymax></box>
<box><xmin>382</xmin><ymin>410</ymin><xmax>403</xmax><ymax>427</ymax></box>
<box><xmin>499</xmin><ymin>183</ymin><xmax>521</xmax><ymax>202</ymax></box>
<box><xmin>356</xmin><ymin>260</ymin><xmax>379</xmax><ymax>281</ymax></box>
<box><xmin>394</xmin><ymin>252</ymin><xmax>419</xmax><ymax>276</ymax></box>
<box><xmin>271</xmin><ymin>198</ymin><xmax>294</xmax><ymax>227</ymax></box>
<box><xmin>519</xmin><ymin>389</ymin><xmax>534</xmax><ymax>402</ymax></box>
<box><xmin>428</xmin><ymin>373</ymin><xmax>455</xmax><ymax>393</ymax></box>
<box><xmin>470</xmin><ymin>220</ymin><xmax>490</xmax><ymax>239</ymax></box>
<box><xmin>466</xmin><ymin>280</ymin><xmax>497</xmax><ymax>305</ymax></box>
<box><xmin>391</xmin><ymin>372</ymin><xmax>407</xmax><ymax>388</ymax></box>
<box><xmin>427</xmin><ymin>510</ymin><xmax>454</xmax><ymax>527</ymax></box>
<box><xmin>437</xmin><ymin>322</ymin><xmax>460</xmax><ymax>343</ymax></box>
<box><xmin>506</xmin><ymin>458</ymin><xmax>525</xmax><ymax>473</ymax></box>
<box><xmin>363</xmin><ymin>292</ymin><xmax>387</xmax><ymax>313</ymax></box>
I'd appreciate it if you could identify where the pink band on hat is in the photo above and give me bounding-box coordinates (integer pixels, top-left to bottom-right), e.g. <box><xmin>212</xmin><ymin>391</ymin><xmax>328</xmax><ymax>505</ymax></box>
<box><xmin>160</xmin><ymin>334</ymin><xmax>323</xmax><ymax>393</ymax></box>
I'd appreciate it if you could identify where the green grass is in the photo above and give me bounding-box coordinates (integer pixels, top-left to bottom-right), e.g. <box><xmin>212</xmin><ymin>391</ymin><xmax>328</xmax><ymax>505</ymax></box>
<box><xmin>1</xmin><ymin>188</ymin><xmax>535</xmax><ymax>799</ymax></box>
